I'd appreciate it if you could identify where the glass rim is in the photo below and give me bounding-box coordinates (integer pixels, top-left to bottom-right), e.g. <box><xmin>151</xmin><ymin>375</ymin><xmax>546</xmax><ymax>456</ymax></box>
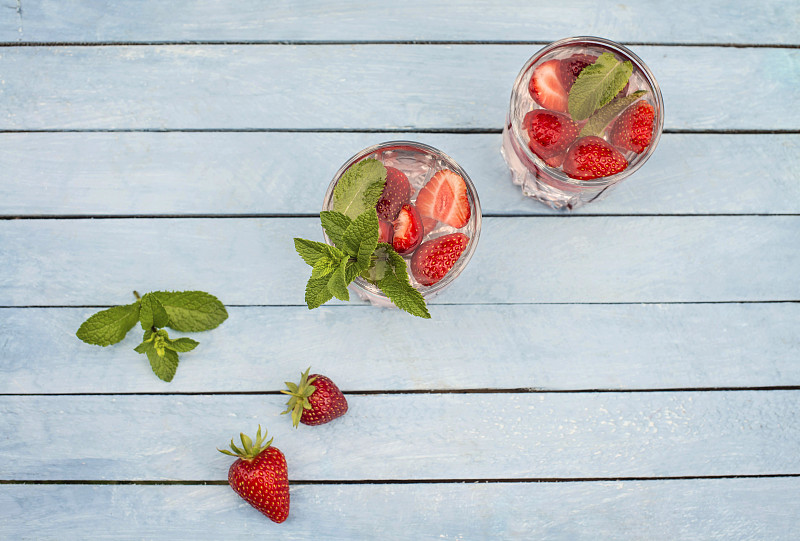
<box><xmin>507</xmin><ymin>35</ymin><xmax>665</xmax><ymax>188</ymax></box>
<box><xmin>322</xmin><ymin>140</ymin><xmax>482</xmax><ymax>300</ymax></box>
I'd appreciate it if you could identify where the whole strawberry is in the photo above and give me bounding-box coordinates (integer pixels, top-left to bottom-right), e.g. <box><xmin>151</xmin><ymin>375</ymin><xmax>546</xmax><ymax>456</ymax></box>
<box><xmin>282</xmin><ymin>367</ymin><xmax>348</xmax><ymax>427</ymax></box>
<box><xmin>376</xmin><ymin>166</ymin><xmax>412</xmax><ymax>221</ymax></box>
<box><xmin>410</xmin><ymin>232</ymin><xmax>469</xmax><ymax>287</ymax></box>
<box><xmin>218</xmin><ymin>426</ymin><xmax>289</xmax><ymax>523</ymax></box>
<box><xmin>609</xmin><ymin>100</ymin><xmax>655</xmax><ymax>153</ymax></box>
<box><xmin>562</xmin><ymin>136</ymin><xmax>628</xmax><ymax>180</ymax></box>
<box><xmin>523</xmin><ymin>109</ymin><xmax>579</xmax><ymax>167</ymax></box>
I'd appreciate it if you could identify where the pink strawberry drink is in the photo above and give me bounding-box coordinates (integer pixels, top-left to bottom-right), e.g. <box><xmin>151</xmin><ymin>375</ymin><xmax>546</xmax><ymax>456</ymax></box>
<box><xmin>323</xmin><ymin>141</ymin><xmax>482</xmax><ymax>308</ymax></box>
<box><xmin>501</xmin><ymin>36</ymin><xmax>664</xmax><ymax>210</ymax></box>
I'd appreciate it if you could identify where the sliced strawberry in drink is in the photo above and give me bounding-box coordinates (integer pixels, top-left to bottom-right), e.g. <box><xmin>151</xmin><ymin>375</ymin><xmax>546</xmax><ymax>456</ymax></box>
<box><xmin>609</xmin><ymin>100</ymin><xmax>656</xmax><ymax>154</ymax></box>
<box><xmin>392</xmin><ymin>203</ymin><xmax>423</xmax><ymax>255</ymax></box>
<box><xmin>421</xmin><ymin>216</ymin><xmax>439</xmax><ymax>236</ymax></box>
<box><xmin>528</xmin><ymin>59</ymin><xmax>569</xmax><ymax>113</ymax></box>
<box><xmin>376</xmin><ymin>166</ymin><xmax>412</xmax><ymax>221</ymax></box>
<box><xmin>562</xmin><ymin>136</ymin><xmax>628</xmax><ymax>180</ymax></box>
<box><xmin>410</xmin><ymin>233</ymin><xmax>469</xmax><ymax>287</ymax></box>
<box><xmin>523</xmin><ymin>109</ymin><xmax>579</xmax><ymax>165</ymax></box>
<box><xmin>378</xmin><ymin>219</ymin><xmax>393</xmax><ymax>244</ymax></box>
<box><xmin>415</xmin><ymin>169</ymin><xmax>471</xmax><ymax>229</ymax></box>
<box><xmin>558</xmin><ymin>54</ymin><xmax>597</xmax><ymax>91</ymax></box>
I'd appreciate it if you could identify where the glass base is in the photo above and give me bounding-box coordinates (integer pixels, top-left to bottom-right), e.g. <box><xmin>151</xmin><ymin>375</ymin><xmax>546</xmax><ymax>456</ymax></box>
<box><xmin>501</xmin><ymin>126</ymin><xmax>615</xmax><ymax>210</ymax></box>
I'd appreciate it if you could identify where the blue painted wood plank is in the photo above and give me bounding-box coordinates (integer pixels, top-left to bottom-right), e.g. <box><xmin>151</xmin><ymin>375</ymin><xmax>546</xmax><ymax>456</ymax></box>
<box><xmin>4</xmin><ymin>0</ymin><xmax>798</xmax><ymax>45</ymax></box>
<box><xmin>1</xmin><ymin>392</ymin><xmax>798</xmax><ymax>480</ymax></box>
<box><xmin>1</xmin><ymin>303</ymin><xmax>798</xmax><ymax>394</ymax></box>
<box><xmin>1</xmin><ymin>133</ymin><xmax>798</xmax><ymax>216</ymax></box>
<box><xmin>2</xmin><ymin>479</ymin><xmax>799</xmax><ymax>539</ymax></box>
<box><xmin>0</xmin><ymin>45</ymin><xmax>796</xmax><ymax>130</ymax></box>
<box><xmin>0</xmin><ymin>217</ymin><xmax>797</xmax><ymax>306</ymax></box>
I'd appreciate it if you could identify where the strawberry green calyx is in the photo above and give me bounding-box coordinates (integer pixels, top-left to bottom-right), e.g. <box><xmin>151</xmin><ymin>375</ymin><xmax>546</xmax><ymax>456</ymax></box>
<box><xmin>218</xmin><ymin>425</ymin><xmax>273</xmax><ymax>460</ymax></box>
<box><xmin>280</xmin><ymin>367</ymin><xmax>319</xmax><ymax>428</ymax></box>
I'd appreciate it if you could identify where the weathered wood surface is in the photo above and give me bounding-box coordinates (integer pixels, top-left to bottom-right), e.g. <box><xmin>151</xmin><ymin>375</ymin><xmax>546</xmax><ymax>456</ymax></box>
<box><xmin>1</xmin><ymin>217</ymin><xmax>797</xmax><ymax>306</ymax></box>
<box><xmin>0</xmin><ymin>45</ymin><xmax>797</xmax><ymax>131</ymax></box>
<box><xmin>3</xmin><ymin>478</ymin><xmax>799</xmax><ymax>540</ymax></box>
<box><xmin>2</xmin><ymin>0</ymin><xmax>798</xmax><ymax>44</ymax></box>
<box><xmin>2</xmin><ymin>392</ymin><xmax>798</xmax><ymax>480</ymax></box>
<box><xmin>2</xmin><ymin>1</ymin><xmax>798</xmax><ymax>538</ymax></box>
<box><xmin>1</xmin><ymin>133</ymin><xmax>798</xmax><ymax>216</ymax></box>
<box><xmin>1</xmin><ymin>303</ymin><xmax>798</xmax><ymax>394</ymax></box>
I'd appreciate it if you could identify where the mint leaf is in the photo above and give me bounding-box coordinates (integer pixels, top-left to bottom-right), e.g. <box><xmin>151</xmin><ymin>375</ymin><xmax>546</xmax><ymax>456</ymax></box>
<box><xmin>139</xmin><ymin>342</ymin><xmax>180</xmax><ymax>382</ymax></box>
<box><xmin>311</xmin><ymin>254</ymin><xmax>341</xmax><ymax>279</ymax></box>
<box><xmin>332</xmin><ymin>158</ymin><xmax>387</xmax><ymax>220</ymax></box>
<box><xmin>327</xmin><ymin>259</ymin><xmax>350</xmax><ymax>301</ymax></box>
<box><xmin>305</xmin><ymin>276</ymin><xmax>335</xmax><ymax>309</ymax></box>
<box><xmin>360</xmin><ymin>243</ymin><xmax>392</xmax><ymax>282</ymax></box>
<box><xmin>345</xmin><ymin>259</ymin><xmax>363</xmax><ymax>283</ymax></box>
<box><xmin>165</xmin><ymin>336</ymin><xmax>199</xmax><ymax>353</ymax></box>
<box><xmin>580</xmin><ymin>91</ymin><xmax>647</xmax><ymax>137</ymax></box>
<box><xmin>342</xmin><ymin>209</ymin><xmax>380</xmax><ymax>271</ymax></box>
<box><xmin>320</xmin><ymin>211</ymin><xmax>353</xmax><ymax>248</ymax></box>
<box><xmin>139</xmin><ymin>293</ymin><xmax>169</xmax><ymax>330</ymax></box>
<box><xmin>568</xmin><ymin>53</ymin><xmax>633</xmax><ymax>121</ymax></box>
<box><xmin>376</xmin><ymin>247</ymin><xmax>430</xmax><ymax>319</ymax></box>
<box><xmin>76</xmin><ymin>303</ymin><xmax>140</xmax><ymax>346</ymax></box>
<box><xmin>295</xmin><ymin>238</ymin><xmax>333</xmax><ymax>266</ymax></box>
<box><xmin>151</xmin><ymin>291</ymin><xmax>228</xmax><ymax>332</ymax></box>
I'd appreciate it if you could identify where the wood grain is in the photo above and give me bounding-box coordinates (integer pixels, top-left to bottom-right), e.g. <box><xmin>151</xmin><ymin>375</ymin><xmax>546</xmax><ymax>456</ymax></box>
<box><xmin>4</xmin><ymin>0</ymin><xmax>798</xmax><ymax>44</ymax></box>
<box><xmin>2</xmin><ymin>479</ymin><xmax>799</xmax><ymax>539</ymax></box>
<box><xmin>1</xmin><ymin>132</ymin><xmax>798</xmax><ymax>216</ymax></box>
<box><xmin>2</xmin><ymin>392</ymin><xmax>799</xmax><ymax>480</ymax></box>
<box><xmin>1</xmin><ymin>303</ymin><xmax>798</xmax><ymax>394</ymax></box>
<box><xmin>0</xmin><ymin>45</ymin><xmax>796</xmax><ymax>130</ymax></box>
<box><xmin>1</xmin><ymin>217</ymin><xmax>797</xmax><ymax>306</ymax></box>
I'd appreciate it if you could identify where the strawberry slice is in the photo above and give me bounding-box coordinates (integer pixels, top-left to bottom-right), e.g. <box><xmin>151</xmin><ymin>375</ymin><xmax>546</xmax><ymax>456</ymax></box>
<box><xmin>376</xmin><ymin>166</ymin><xmax>412</xmax><ymax>221</ymax></box>
<box><xmin>421</xmin><ymin>216</ymin><xmax>439</xmax><ymax>236</ymax></box>
<box><xmin>559</xmin><ymin>54</ymin><xmax>597</xmax><ymax>91</ymax></box>
<box><xmin>523</xmin><ymin>109</ymin><xmax>579</xmax><ymax>165</ymax></box>
<box><xmin>528</xmin><ymin>59</ymin><xmax>569</xmax><ymax>113</ymax></box>
<box><xmin>609</xmin><ymin>100</ymin><xmax>656</xmax><ymax>154</ymax></box>
<box><xmin>378</xmin><ymin>219</ymin><xmax>393</xmax><ymax>244</ymax></box>
<box><xmin>562</xmin><ymin>136</ymin><xmax>628</xmax><ymax>180</ymax></box>
<box><xmin>392</xmin><ymin>203</ymin><xmax>423</xmax><ymax>255</ymax></box>
<box><xmin>410</xmin><ymin>233</ymin><xmax>469</xmax><ymax>287</ymax></box>
<box><xmin>415</xmin><ymin>169</ymin><xmax>471</xmax><ymax>229</ymax></box>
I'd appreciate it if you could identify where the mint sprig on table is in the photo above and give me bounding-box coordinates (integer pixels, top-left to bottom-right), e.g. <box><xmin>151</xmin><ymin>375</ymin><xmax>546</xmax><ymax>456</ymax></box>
<box><xmin>76</xmin><ymin>290</ymin><xmax>228</xmax><ymax>382</ymax></box>
<box><xmin>294</xmin><ymin>158</ymin><xmax>431</xmax><ymax>319</ymax></box>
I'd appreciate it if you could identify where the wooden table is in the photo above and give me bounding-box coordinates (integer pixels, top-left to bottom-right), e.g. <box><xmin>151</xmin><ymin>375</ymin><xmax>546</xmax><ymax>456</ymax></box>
<box><xmin>2</xmin><ymin>2</ymin><xmax>798</xmax><ymax>539</ymax></box>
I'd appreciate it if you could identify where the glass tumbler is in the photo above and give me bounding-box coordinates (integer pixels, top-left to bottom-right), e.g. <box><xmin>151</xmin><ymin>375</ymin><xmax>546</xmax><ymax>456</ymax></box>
<box><xmin>322</xmin><ymin>141</ymin><xmax>482</xmax><ymax>308</ymax></box>
<box><xmin>501</xmin><ymin>36</ymin><xmax>664</xmax><ymax>210</ymax></box>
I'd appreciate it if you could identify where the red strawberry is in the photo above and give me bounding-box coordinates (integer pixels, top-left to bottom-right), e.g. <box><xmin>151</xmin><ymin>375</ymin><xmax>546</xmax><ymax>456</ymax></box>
<box><xmin>218</xmin><ymin>426</ymin><xmax>290</xmax><ymax>524</ymax></box>
<box><xmin>523</xmin><ymin>109</ymin><xmax>579</xmax><ymax>165</ymax></box>
<box><xmin>609</xmin><ymin>100</ymin><xmax>655</xmax><ymax>153</ymax></box>
<box><xmin>378</xmin><ymin>219</ymin><xmax>393</xmax><ymax>244</ymax></box>
<box><xmin>562</xmin><ymin>136</ymin><xmax>628</xmax><ymax>180</ymax></box>
<box><xmin>410</xmin><ymin>233</ymin><xmax>469</xmax><ymax>287</ymax></box>
<box><xmin>282</xmin><ymin>367</ymin><xmax>348</xmax><ymax>427</ymax></box>
<box><xmin>421</xmin><ymin>216</ymin><xmax>439</xmax><ymax>236</ymax></box>
<box><xmin>559</xmin><ymin>54</ymin><xmax>597</xmax><ymax>91</ymax></box>
<box><xmin>528</xmin><ymin>59</ymin><xmax>569</xmax><ymax>113</ymax></box>
<box><xmin>376</xmin><ymin>166</ymin><xmax>412</xmax><ymax>221</ymax></box>
<box><xmin>415</xmin><ymin>169</ymin><xmax>471</xmax><ymax>229</ymax></box>
<box><xmin>392</xmin><ymin>203</ymin><xmax>423</xmax><ymax>255</ymax></box>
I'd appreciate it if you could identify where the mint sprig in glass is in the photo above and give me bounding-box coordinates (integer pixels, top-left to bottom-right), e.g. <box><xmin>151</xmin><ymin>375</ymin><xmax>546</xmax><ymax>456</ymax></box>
<box><xmin>294</xmin><ymin>141</ymin><xmax>482</xmax><ymax>318</ymax></box>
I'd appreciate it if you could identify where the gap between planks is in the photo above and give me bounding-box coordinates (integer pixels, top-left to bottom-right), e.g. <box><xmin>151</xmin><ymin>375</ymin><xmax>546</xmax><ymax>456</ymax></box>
<box><xmin>3</xmin><ymin>386</ymin><xmax>800</xmax><ymax>397</ymax></box>
<box><xmin>0</xmin><ymin>41</ymin><xmax>799</xmax><ymax>48</ymax></box>
<box><xmin>3</xmin><ymin>473</ymin><xmax>800</xmax><ymax>486</ymax></box>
